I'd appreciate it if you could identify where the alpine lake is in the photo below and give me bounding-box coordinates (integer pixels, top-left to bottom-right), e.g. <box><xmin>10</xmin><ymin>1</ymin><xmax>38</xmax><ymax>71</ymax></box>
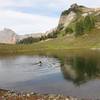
<box><xmin>0</xmin><ymin>50</ymin><xmax>100</xmax><ymax>99</ymax></box>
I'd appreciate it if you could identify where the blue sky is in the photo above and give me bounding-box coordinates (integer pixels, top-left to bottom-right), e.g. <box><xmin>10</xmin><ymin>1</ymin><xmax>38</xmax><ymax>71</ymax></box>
<box><xmin>0</xmin><ymin>0</ymin><xmax>100</xmax><ymax>35</ymax></box>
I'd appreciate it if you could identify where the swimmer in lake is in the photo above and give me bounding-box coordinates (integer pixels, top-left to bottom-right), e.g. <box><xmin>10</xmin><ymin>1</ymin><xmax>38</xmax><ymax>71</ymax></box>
<box><xmin>39</xmin><ymin>61</ymin><xmax>42</xmax><ymax>66</ymax></box>
<box><xmin>32</xmin><ymin>61</ymin><xmax>42</xmax><ymax>65</ymax></box>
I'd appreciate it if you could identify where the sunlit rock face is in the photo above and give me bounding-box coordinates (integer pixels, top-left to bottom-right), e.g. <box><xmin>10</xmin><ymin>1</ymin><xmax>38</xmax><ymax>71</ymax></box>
<box><xmin>58</xmin><ymin>11</ymin><xmax>76</xmax><ymax>29</ymax></box>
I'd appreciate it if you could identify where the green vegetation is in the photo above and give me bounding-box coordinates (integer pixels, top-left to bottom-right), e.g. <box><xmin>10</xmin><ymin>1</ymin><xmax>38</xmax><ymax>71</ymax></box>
<box><xmin>0</xmin><ymin>29</ymin><xmax>100</xmax><ymax>55</ymax></box>
<box><xmin>95</xmin><ymin>14</ymin><xmax>100</xmax><ymax>22</ymax></box>
<box><xmin>75</xmin><ymin>15</ymin><xmax>95</xmax><ymax>36</ymax></box>
<box><xmin>65</xmin><ymin>27</ymin><xmax>73</xmax><ymax>34</ymax></box>
<box><xmin>61</xmin><ymin>53</ymin><xmax>100</xmax><ymax>85</ymax></box>
<box><xmin>59</xmin><ymin>14</ymin><xmax>96</xmax><ymax>37</ymax></box>
<box><xmin>17</xmin><ymin>37</ymin><xmax>40</xmax><ymax>44</ymax></box>
<box><xmin>0</xmin><ymin>8</ymin><xmax>99</xmax><ymax>55</ymax></box>
<box><xmin>47</xmin><ymin>30</ymin><xmax>58</xmax><ymax>38</ymax></box>
<box><xmin>18</xmin><ymin>31</ymin><xmax>58</xmax><ymax>44</ymax></box>
<box><xmin>84</xmin><ymin>15</ymin><xmax>95</xmax><ymax>31</ymax></box>
<box><xmin>75</xmin><ymin>19</ymin><xmax>84</xmax><ymax>36</ymax></box>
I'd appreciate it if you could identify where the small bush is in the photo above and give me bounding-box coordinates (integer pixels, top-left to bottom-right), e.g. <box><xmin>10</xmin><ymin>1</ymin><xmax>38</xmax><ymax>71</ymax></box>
<box><xmin>75</xmin><ymin>19</ymin><xmax>84</xmax><ymax>36</ymax></box>
<box><xmin>17</xmin><ymin>37</ymin><xmax>40</xmax><ymax>44</ymax></box>
<box><xmin>75</xmin><ymin>14</ymin><xmax>95</xmax><ymax>36</ymax></box>
<box><xmin>47</xmin><ymin>30</ymin><xmax>58</xmax><ymax>38</ymax></box>
<box><xmin>83</xmin><ymin>15</ymin><xmax>95</xmax><ymax>32</ymax></box>
<box><xmin>65</xmin><ymin>27</ymin><xmax>73</xmax><ymax>34</ymax></box>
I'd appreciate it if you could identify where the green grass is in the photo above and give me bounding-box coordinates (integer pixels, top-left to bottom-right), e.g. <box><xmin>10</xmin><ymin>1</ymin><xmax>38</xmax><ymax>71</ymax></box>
<box><xmin>0</xmin><ymin>29</ymin><xmax>100</xmax><ymax>55</ymax></box>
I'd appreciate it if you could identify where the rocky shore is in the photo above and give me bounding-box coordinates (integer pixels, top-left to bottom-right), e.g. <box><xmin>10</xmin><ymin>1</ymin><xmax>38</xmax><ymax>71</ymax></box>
<box><xmin>0</xmin><ymin>89</ymin><xmax>88</xmax><ymax>100</ymax></box>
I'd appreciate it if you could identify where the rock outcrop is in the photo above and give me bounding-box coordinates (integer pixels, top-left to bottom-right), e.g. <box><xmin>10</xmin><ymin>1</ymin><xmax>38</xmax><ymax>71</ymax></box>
<box><xmin>58</xmin><ymin>11</ymin><xmax>76</xmax><ymax>30</ymax></box>
<box><xmin>57</xmin><ymin>3</ymin><xmax>100</xmax><ymax>31</ymax></box>
<box><xmin>58</xmin><ymin>4</ymin><xmax>78</xmax><ymax>29</ymax></box>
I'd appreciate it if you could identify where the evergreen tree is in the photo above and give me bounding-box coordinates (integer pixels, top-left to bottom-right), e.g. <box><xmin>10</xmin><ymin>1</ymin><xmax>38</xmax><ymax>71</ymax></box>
<box><xmin>83</xmin><ymin>15</ymin><xmax>95</xmax><ymax>32</ymax></box>
<box><xmin>75</xmin><ymin>19</ymin><xmax>84</xmax><ymax>36</ymax></box>
<box><xmin>75</xmin><ymin>14</ymin><xmax>95</xmax><ymax>36</ymax></box>
<box><xmin>18</xmin><ymin>37</ymin><xmax>40</xmax><ymax>44</ymax></box>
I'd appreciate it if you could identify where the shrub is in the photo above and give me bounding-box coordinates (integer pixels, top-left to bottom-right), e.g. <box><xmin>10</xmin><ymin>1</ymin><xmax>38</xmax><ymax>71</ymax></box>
<box><xmin>17</xmin><ymin>37</ymin><xmax>40</xmax><ymax>44</ymax></box>
<box><xmin>75</xmin><ymin>14</ymin><xmax>95</xmax><ymax>36</ymax></box>
<box><xmin>65</xmin><ymin>27</ymin><xmax>73</xmax><ymax>34</ymax></box>
<box><xmin>83</xmin><ymin>15</ymin><xmax>95</xmax><ymax>32</ymax></box>
<box><xmin>75</xmin><ymin>19</ymin><xmax>84</xmax><ymax>36</ymax></box>
<box><xmin>47</xmin><ymin>30</ymin><xmax>58</xmax><ymax>38</ymax></box>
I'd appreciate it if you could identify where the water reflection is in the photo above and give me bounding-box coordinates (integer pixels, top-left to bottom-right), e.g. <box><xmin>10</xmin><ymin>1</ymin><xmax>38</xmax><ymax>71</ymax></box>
<box><xmin>60</xmin><ymin>55</ymin><xmax>100</xmax><ymax>85</ymax></box>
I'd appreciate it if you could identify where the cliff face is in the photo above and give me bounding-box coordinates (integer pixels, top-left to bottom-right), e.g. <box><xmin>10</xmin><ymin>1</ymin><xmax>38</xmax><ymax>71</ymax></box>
<box><xmin>58</xmin><ymin>4</ymin><xmax>78</xmax><ymax>29</ymax></box>
<box><xmin>58</xmin><ymin>11</ymin><xmax>76</xmax><ymax>29</ymax></box>
<box><xmin>57</xmin><ymin>3</ymin><xmax>100</xmax><ymax>31</ymax></box>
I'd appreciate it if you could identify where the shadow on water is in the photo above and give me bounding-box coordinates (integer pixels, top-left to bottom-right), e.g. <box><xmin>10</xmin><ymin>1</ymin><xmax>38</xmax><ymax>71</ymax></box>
<box><xmin>60</xmin><ymin>54</ymin><xmax>100</xmax><ymax>86</ymax></box>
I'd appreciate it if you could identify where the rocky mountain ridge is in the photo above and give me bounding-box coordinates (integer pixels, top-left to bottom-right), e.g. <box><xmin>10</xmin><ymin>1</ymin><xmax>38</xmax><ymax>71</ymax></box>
<box><xmin>57</xmin><ymin>3</ymin><xmax>100</xmax><ymax>31</ymax></box>
<box><xmin>0</xmin><ymin>4</ymin><xmax>100</xmax><ymax>44</ymax></box>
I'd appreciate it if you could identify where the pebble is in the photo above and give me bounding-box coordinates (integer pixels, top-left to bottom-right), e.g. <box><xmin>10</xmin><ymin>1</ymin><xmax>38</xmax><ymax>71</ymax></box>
<box><xmin>26</xmin><ymin>93</ymin><xmax>30</xmax><ymax>97</ymax></box>
<box><xmin>65</xmin><ymin>98</ymin><xmax>69</xmax><ymax>100</ymax></box>
<box><xmin>30</xmin><ymin>92</ymin><xmax>34</xmax><ymax>95</ymax></box>
<box><xmin>0</xmin><ymin>89</ymin><xmax>89</xmax><ymax>100</ymax></box>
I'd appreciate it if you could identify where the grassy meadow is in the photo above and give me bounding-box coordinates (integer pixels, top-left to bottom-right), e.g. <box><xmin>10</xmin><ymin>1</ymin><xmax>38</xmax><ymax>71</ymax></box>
<box><xmin>0</xmin><ymin>29</ymin><xmax>100</xmax><ymax>55</ymax></box>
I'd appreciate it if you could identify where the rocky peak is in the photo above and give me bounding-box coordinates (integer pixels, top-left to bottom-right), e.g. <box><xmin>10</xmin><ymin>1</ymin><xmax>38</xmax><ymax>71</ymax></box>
<box><xmin>58</xmin><ymin>4</ymin><xmax>79</xmax><ymax>30</ymax></box>
<box><xmin>57</xmin><ymin>4</ymin><xmax>100</xmax><ymax>31</ymax></box>
<box><xmin>70</xmin><ymin>3</ymin><xmax>79</xmax><ymax>10</ymax></box>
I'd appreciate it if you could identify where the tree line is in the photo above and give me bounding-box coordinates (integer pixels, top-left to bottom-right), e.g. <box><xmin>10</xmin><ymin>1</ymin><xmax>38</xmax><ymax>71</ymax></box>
<box><xmin>17</xmin><ymin>30</ymin><xmax>58</xmax><ymax>44</ymax></box>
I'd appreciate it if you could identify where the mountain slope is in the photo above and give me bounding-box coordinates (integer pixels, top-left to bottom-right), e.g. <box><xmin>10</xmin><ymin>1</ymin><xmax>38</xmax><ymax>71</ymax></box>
<box><xmin>57</xmin><ymin>3</ymin><xmax>100</xmax><ymax>36</ymax></box>
<box><xmin>0</xmin><ymin>4</ymin><xmax>100</xmax><ymax>44</ymax></box>
<box><xmin>0</xmin><ymin>28</ymin><xmax>100</xmax><ymax>55</ymax></box>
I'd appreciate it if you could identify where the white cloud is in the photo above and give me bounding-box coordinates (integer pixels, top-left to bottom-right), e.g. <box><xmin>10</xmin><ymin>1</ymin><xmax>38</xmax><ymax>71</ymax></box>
<box><xmin>0</xmin><ymin>0</ymin><xmax>99</xmax><ymax>35</ymax></box>
<box><xmin>0</xmin><ymin>0</ymin><xmax>32</xmax><ymax>7</ymax></box>
<box><xmin>0</xmin><ymin>10</ymin><xmax>59</xmax><ymax>35</ymax></box>
<box><xmin>0</xmin><ymin>0</ymin><xmax>99</xmax><ymax>9</ymax></box>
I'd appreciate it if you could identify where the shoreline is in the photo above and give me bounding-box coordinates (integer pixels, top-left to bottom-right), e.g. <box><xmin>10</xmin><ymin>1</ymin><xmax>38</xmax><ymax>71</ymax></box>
<box><xmin>0</xmin><ymin>89</ymin><xmax>88</xmax><ymax>100</ymax></box>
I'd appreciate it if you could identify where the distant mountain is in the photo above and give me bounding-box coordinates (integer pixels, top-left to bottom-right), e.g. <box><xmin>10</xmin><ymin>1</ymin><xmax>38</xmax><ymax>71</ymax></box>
<box><xmin>0</xmin><ymin>28</ymin><xmax>43</xmax><ymax>44</ymax></box>
<box><xmin>0</xmin><ymin>28</ymin><xmax>16</xmax><ymax>44</ymax></box>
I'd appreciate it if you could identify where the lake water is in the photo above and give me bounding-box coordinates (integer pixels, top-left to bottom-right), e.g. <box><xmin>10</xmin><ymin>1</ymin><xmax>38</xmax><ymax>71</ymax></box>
<box><xmin>0</xmin><ymin>51</ymin><xmax>100</xmax><ymax>99</ymax></box>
